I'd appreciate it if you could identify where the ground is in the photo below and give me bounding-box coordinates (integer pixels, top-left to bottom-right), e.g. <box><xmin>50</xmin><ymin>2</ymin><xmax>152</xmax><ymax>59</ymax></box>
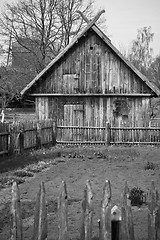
<box><xmin>0</xmin><ymin>145</ymin><xmax>160</xmax><ymax>240</ymax></box>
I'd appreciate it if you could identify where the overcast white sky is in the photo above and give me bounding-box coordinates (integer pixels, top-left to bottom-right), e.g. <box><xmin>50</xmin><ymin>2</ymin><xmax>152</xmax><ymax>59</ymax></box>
<box><xmin>95</xmin><ymin>0</ymin><xmax>160</xmax><ymax>56</ymax></box>
<box><xmin>0</xmin><ymin>0</ymin><xmax>160</xmax><ymax>57</ymax></box>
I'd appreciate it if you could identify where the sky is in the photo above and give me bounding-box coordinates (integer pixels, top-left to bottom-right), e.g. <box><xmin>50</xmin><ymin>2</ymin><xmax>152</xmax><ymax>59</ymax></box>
<box><xmin>0</xmin><ymin>0</ymin><xmax>160</xmax><ymax>57</ymax></box>
<box><xmin>95</xmin><ymin>0</ymin><xmax>160</xmax><ymax>56</ymax></box>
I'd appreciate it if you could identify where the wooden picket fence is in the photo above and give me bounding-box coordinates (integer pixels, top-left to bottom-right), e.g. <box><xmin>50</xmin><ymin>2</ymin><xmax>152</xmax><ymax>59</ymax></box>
<box><xmin>10</xmin><ymin>180</ymin><xmax>160</xmax><ymax>240</ymax></box>
<box><xmin>2</xmin><ymin>121</ymin><xmax>160</xmax><ymax>155</ymax></box>
<box><xmin>56</xmin><ymin>123</ymin><xmax>110</xmax><ymax>145</ymax></box>
<box><xmin>0</xmin><ymin>119</ymin><xmax>56</xmax><ymax>155</ymax></box>
<box><xmin>0</xmin><ymin>122</ymin><xmax>9</xmax><ymax>155</ymax></box>
<box><xmin>56</xmin><ymin>123</ymin><xmax>160</xmax><ymax>145</ymax></box>
<box><xmin>110</xmin><ymin>126</ymin><xmax>160</xmax><ymax>144</ymax></box>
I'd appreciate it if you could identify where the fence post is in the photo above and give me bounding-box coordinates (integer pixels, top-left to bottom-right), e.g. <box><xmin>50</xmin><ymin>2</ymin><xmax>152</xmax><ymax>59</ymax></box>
<box><xmin>8</xmin><ymin>124</ymin><xmax>14</xmax><ymax>155</ymax></box>
<box><xmin>105</xmin><ymin>122</ymin><xmax>111</xmax><ymax>146</ymax></box>
<box><xmin>99</xmin><ymin>180</ymin><xmax>112</xmax><ymax>240</ymax></box>
<box><xmin>52</xmin><ymin>120</ymin><xmax>57</xmax><ymax>146</ymax></box>
<box><xmin>10</xmin><ymin>182</ymin><xmax>23</xmax><ymax>240</ymax></box>
<box><xmin>148</xmin><ymin>180</ymin><xmax>160</xmax><ymax>240</ymax></box>
<box><xmin>19</xmin><ymin>127</ymin><xmax>24</xmax><ymax>154</ymax></box>
<box><xmin>58</xmin><ymin>181</ymin><xmax>68</xmax><ymax>240</ymax></box>
<box><xmin>36</xmin><ymin>122</ymin><xmax>42</xmax><ymax>149</ymax></box>
<box><xmin>80</xmin><ymin>180</ymin><xmax>93</xmax><ymax>240</ymax></box>
<box><xmin>32</xmin><ymin>182</ymin><xmax>47</xmax><ymax>240</ymax></box>
<box><xmin>120</xmin><ymin>181</ymin><xmax>135</xmax><ymax>240</ymax></box>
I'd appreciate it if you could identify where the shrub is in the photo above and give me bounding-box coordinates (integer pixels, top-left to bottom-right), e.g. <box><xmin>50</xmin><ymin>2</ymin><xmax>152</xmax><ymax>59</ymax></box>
<box><xmin>25</xmin><ymin>161</ymin><xmax>51</xmax><ymax>173</ymax></box>
<box><xmin>129</xmin><ymin>187</ymin><xmax>145</xmax><ymax>207</ymax></box>
<box><xmin>0</xmin><ymin>176</ymin><xmax>25</xmax><ymax>189</ymax></box>
<box><xmin>13</xmin><ymin>170</ymin><xmax>34</xmax><ymax>178</ymax></box>
<box><xmin>144</xmin><ymin>161</ymin><xmax>155</xmax><ymax>170</ymax></box>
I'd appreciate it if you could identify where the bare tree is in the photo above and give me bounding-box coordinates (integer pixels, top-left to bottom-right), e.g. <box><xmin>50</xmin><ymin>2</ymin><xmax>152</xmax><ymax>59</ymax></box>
<box><xmin>55</xmin><ymin>0</ymin><xmax>94</xmax><ymax>47</ymax></box>
<box><xmin>0</xmin><ymin>0</ymin><xmax>98</xmax><ymax>72</ymax></box>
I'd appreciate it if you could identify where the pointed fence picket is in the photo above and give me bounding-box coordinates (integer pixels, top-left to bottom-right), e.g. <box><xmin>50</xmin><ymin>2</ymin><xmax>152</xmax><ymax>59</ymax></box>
<box><xmin>10</xmin><ymin>180</ymin><xmax>160</xmax><ymax>240</ymax></box>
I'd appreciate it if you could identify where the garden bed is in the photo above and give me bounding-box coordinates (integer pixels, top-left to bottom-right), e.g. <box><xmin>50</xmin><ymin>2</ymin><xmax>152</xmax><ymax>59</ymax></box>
<box><xmin>0</xmin><ymin>145</ymin><xmax>160</xmax><ymax>240</ymax></box>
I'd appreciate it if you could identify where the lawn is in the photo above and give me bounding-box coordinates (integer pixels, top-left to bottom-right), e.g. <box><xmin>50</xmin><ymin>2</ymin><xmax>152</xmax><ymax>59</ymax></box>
<box><xmin>0</xmin><ymin>145</ymin><xmax>160</xmax><ymax>240</ymax></box>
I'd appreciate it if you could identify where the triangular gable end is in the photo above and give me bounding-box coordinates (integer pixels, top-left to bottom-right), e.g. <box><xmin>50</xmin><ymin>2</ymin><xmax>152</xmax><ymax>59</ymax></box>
<box><xmin>21</xmin><ymin>18</ymin><xmax>160</xmax><ymax>97</ymax></box>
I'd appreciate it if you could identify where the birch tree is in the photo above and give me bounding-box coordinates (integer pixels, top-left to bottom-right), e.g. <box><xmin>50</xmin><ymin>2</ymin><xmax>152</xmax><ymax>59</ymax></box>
<box><xmin>128</xmin><ymin>26</ymin><xmax>154</xmax><ymax>75</ymax></box>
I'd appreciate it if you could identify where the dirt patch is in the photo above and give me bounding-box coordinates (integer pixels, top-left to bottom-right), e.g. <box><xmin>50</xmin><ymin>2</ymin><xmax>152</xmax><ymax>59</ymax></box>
<box><xmin>0</xmin><ymin>145</ymin><xmax>160</xmax><ymax>240</ymax></box>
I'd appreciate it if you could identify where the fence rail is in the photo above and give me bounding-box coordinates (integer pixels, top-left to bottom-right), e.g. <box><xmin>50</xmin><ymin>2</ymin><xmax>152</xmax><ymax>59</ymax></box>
<box><xmin>10</xmin><ymin>180</ymin><xmax>160</xmax><ymax>240</ymax></box>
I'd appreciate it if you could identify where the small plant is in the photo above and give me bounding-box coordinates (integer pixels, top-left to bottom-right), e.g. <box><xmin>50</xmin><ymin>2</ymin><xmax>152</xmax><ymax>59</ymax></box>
<box><xmin>94</xmin><ymin>151</ymin><xmax>106</xmax><ymax>159</ymax></box>
<box><xmin>25</xmin><ymin>161</ymin><xmax>51</xmax><ymax>173</ymax></box>
<box><xmin>13</xmin><ymin>170</ymin><xmax>34</xmax><ymax>178</ymax></box>
<box><xmin>0</xmin><ymin>176</ymin><xmax>25</xmax><ymax>189</ymax></box>
<box><xmin>129</xmin><ymin>187</ymin><xmax>145</xmax><ymax>207</ymax></box>
<box><xmin>144</xmin><ymin>161</ymin><xmax>155</xmax><ymax>170</ymax></box>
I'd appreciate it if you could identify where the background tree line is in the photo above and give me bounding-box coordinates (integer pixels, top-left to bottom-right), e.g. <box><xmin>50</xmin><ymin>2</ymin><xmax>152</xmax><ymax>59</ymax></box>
<box><xmin>0</xmin><ymin>0</ymin><xmax>159</xmax><ymax>108</ymax></box>
<box><xmin>0</xmin><ymin>0</ymin><xmax>101</xmax><ymax>107</ymax></box>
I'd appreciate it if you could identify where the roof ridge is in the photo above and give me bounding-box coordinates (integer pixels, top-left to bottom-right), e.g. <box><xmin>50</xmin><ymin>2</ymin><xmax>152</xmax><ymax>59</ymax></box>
<box><xmin>21</xmin><ymin>22</ymin><xmax>160</xmax><ymax>97</ymax></box>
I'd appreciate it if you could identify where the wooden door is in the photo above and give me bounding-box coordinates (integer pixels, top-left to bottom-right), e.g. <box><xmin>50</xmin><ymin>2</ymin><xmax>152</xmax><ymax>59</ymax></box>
<box><xmin>63</xmin><ymin>104</ymin><xmax>84</xmax><ymax>141</ymax></box>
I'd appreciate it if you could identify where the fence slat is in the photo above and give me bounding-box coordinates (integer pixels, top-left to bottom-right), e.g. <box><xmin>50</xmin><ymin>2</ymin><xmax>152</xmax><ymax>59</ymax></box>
<box><xmin>80</xmin><ymin>180</ymin><xmax>93</xmax><ymax>240</ymax></box>
<box><xmin>99</xmin><ymin>180</ymin><xmax>112</xmax><ymax>240</ymax></box>
<box><xmin>58</xmin><ymin>181</ymin><xmax>68</xmax><ymax>240</ymax></box>
<box><xmin>8</xmin><ymin>180</ymin><xmax>160</xmax><ymax>240</ymax></box>
<box><xmin>10</xmin><ymin>182</ymin><xmax>23</xmax><ymax>240</ymax></box>
<box><xmin>148</xmin><ymin>181</ymin><xmax>159</xmax><ymax>240</ymax></box>
<box><xmin>120</xmin><ymin>181</ymin><xmax>135</xmax><ymax>240</ymax></box>
<box><xmin>105</xmin><ymin>122</ymin><xmax>111</xmax><ymax>146</ymax></box>
<box><xmin>32</xmin><ymin>182</ymin><xmax>47</xmax><ymax>240</ymax></box>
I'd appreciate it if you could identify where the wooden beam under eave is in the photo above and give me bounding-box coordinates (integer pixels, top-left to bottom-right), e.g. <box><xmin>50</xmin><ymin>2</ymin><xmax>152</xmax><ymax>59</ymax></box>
<box><xmin>29</xmin><ymin>93</ymin><xmax>155</xmax><ymax>97</ymax></box>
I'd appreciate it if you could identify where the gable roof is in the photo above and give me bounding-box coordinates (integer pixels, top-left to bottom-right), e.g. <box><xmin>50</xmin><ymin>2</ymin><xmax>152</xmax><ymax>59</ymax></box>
<box><xmin>21</xmin><ymin>21</ymin><xmax>160</xmax><ymax>97</ymax></box>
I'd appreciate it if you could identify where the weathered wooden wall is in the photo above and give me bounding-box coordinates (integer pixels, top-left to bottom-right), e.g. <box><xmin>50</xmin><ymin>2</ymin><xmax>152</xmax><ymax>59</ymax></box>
<box><xmin>36</xmin><ymin>96</ymin><xmax>151</xmax><ymax>127</ymax></box>
<box><xmin>32</xmin><ymin>29</ymin><xmax>152</xmax><ymax>95</ymax></box>
<box><xmin>33</xmin><ymin>29</ymin><xmax>154</xmax><ymax>127</ymax></box>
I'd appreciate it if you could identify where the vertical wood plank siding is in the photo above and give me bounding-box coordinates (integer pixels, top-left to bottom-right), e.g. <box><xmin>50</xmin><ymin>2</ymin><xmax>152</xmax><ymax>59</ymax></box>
<box><xmin>39</xmin><ymin>96</ymin><xmax>151</xmax><ymax>127</ymax></box>
<box><xmin>33</xmin><ymin>30</ymin><xmax>151</xmax><ymax>95</ymax></box>
<box><xmin>34</xmin><ymin>29</ymin><xmax>153</xmax><ymax>127</ymax></box>
<box><xmin>36</xmin><ymin>97</ymin><xmax>49</xmax><ymax>120</ymax></box>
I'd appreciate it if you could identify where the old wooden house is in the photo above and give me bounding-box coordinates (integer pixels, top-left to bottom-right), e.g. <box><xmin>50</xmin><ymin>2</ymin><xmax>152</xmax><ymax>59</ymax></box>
<box><xmin>21</xmin><ymin>12</ymin><xmax>160</xmax><ymax>143</ymax></box>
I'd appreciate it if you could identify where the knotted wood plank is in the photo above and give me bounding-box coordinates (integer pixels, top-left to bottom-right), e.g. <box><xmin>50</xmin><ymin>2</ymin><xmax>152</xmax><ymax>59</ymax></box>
<box><xmin>32</xmin><ymin>182</ymin><xmax>47</xmax><ymax>240</ymax></box>
<box><xmin>99</xmin><ymin>180</ymin><xmax>112</xmax><ymax>240</ymax></box>
<box><xmin>10</xmin><ymin>181</ymin><xmax>23</xmax><ymax>240</ymax></box>
<box><xmin>80</xmin><ymin>180</ymin><xmax>93</xmax><ymax>240</ymax></box>
<box><xmin>120</xmin><ymin>181</ymin><xmax>135</xmax><ymax>240</ymax></box>
<box><xmin>148</xmin><ymin>180</ymin><xmax>159</xmax><ymax>240</ymax></box>
<box><xmin>58</xmin><ymin>181</ymin><xmax>68</xmax><ymax>240</ymax></box>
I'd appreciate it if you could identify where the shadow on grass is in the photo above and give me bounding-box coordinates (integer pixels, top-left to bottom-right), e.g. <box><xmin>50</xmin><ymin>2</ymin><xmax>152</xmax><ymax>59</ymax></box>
<box><xmin>0</xmin><ymin>148</ymin><xmax>61</xmax><ymax>173</ymax></box>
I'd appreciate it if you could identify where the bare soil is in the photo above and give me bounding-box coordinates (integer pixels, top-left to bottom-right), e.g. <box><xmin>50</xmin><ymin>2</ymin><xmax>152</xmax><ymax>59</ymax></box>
<box><xmin>0</xmin><ymin>145</ymin><xmax>160</xmax><ymax>240</ymax></box>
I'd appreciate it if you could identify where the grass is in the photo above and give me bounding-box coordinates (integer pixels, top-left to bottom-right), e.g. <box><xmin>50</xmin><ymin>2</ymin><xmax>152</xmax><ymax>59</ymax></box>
<box><xmin>0</xmin><ymin>147</ymin><xmax>61</xmax><ymax>174</ymax></box>
<box><xmin>0</xmin><ymin>147</ymin><xmax>61</xmax><ymax>189</ymax></box>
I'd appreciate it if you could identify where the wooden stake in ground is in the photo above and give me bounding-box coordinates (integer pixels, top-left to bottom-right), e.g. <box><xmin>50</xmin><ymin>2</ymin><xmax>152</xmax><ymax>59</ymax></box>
<box><xmin>148</xmin><ymin>180</ymin><xmax>160</xmax><ymax>240</ymax></box>
<box><xmin>120</xmin><ymin>181</ymin><xmax>135</xmax><ymax>240</ymax></box>
<box><xmin>80</xmin><ymin>180</ymin><xmax>93</xmax><ymax>240</ymax></box>
<box><xmin>99</xmin><ymin>180</ymin><xmax>112</xmax><ymax>240</ymax></box>
<box><xmin>58</xmin><ymin>181</ymin><xmax>68</xmax><ymax>240</ymax></box>
<box><xmin>32</xmin><ymin>182</ymin><xmax>47</xmax><ymax>240</ymax></box>
<box><xmin>10</xmin><ymin>181</ymin><xmax>23</xmax><ymax>240</ymax></box>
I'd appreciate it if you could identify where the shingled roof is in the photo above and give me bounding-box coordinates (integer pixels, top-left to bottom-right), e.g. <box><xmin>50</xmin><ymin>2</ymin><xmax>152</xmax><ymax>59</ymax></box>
<box><xmin>21</xmin><ymin>16</ymin><xmax>160</xmax><ymax>97</ymax></box>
